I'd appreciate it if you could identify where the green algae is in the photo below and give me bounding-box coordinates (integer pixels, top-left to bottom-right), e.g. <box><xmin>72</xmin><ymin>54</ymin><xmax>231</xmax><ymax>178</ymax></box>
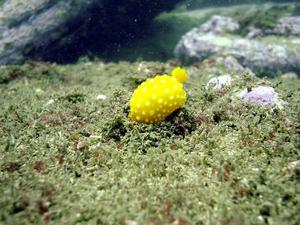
<box><xmin>233</xmin><ymin>4</ymin><xmax>293</xmax><ymax>36</ymax></box>
<box><xmin>0</xmin><ymin>60</ymin><xmax>299</xmax><ymax>225</ymax></box>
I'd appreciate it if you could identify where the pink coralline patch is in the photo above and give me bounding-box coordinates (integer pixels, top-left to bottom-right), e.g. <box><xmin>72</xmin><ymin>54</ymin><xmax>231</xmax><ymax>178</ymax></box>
<box><xmin>241</xmin><ymin>86</ymin><xmax>278</xmax><ymax>106</ymax></box>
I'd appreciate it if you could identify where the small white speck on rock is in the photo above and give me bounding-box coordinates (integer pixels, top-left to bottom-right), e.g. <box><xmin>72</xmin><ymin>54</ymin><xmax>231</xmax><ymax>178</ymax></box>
<box><xmin>126</xmin><ymin>220</ymin><xmax>138</xmax><ymax>225</ymax></box>
<box><xmin>35</xmin><ymin>88</ymin><xmax>44</xmax><ymax>94</ymax></box>
<box><xmin>206</xmin><ymin>75</ymin><xmax>232</xmax><ymax>90</ymax></box>
<box><xmin>44</xmin><ymin>99</ymin><xmax>55</xmax><ymax>107</ymax></box>
<box><xmin>96</xmin><ymin>94</ymin><xmax>107</xmax><ymax>100</ymax></box>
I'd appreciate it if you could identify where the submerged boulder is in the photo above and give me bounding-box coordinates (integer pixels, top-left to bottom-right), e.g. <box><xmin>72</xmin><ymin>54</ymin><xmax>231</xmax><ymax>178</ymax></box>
<box><xmin>281</xmin><ymin>72</ymin><xmax>299</xmax><ymax>80</ymax></box>
<box><xmin>175</xmin><ymin>32</ymin><xmax>300</xmax><ymax>76</ymax></box>
<box><xmin>0</xmin><ymin>0</ymin><xmax>99</xmax><ymax>64</ymax></box>
<box><xmin>198</xmin><ymin>15</ymin><xmax>240</xmax><ymax>34</ymax></box>
<box><xmin>174</xmin><ymin>15</ymin><xmax>300</xmax><ymax>76</ymax></box>
<box><xmin>246</xmin><ymin>16</ymin><xmax>300</xmax><ymax>38</ymax></box>
<box><xmin>271</xmin><ymin>16</ymin><xmax>300</xmax><ymax>36</ymax></box>
<box><xmin>0</xmin><ymin>0</ymin><xmax>180</xmax><ymax>64</ymax></box>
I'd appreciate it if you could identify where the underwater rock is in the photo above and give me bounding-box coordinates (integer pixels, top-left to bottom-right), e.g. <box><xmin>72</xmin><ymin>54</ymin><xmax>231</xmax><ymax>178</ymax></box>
<box><xmin>0</xmin><ymin>0</ymin><xmax>180</xmax><ymax>64</ymax></box>
<box><xmin>246</xmin><ymin>26</ymin><xmax>263</xmax><ymax>39</ymax></box>
<box><xmin>239</xmin><ymin>86</ymin><xmax>281</xmax><ymax>107</ymax></box>
<box><xmin>246</xmin><ymin>16</ymin><xmax>300</xmax><ymax>38</ymax></box>
<box><xmin>213</xmin><ymin>55</ymin><xmax>246</xmax><ymax>72</ymax></box>
<box><xmin>0</xmin><ymin>0</ymin><xmax>100</xmax><ymax>64</ymax></box>
<box><xmin>271</xmin><ymin>16</ymin><xmax>300</xmax><ymax>36</ymax></box>
<box><xmin>196</xmin><ymin>55</ymin><xmax>254</xmax><ymax>76</ymax></box>
<box><xmin>174</xmin><ymin>27</ymin><xmax>300</xmax><ymax>76</ymax></box>
<box><xmin>198</xmin><ymin>15</ymin><xmax>240</xmax><ymax>34</ymax></box>
<box><xmin>281</xmin><ymin>72</ymin><xmax>299</xmax><ymax>80</ymax></box>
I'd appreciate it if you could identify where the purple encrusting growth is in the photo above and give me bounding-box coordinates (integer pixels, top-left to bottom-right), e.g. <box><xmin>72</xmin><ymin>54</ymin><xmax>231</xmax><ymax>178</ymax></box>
<box><xmin>241</xmin><ymin>86</ymin><xmax>278</xmax><ymax>106</ymax></box>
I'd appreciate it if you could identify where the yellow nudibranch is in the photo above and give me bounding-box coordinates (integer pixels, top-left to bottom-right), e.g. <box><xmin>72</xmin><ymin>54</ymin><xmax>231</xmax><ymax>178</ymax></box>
<box><xmin>129</xmin><ymin>67</ymin><xmax>188</xmax><ymax>124</ymax></box>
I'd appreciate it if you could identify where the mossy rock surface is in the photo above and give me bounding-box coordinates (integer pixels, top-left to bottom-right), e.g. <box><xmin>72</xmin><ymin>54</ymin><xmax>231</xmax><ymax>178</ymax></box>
<box><xmin>0</xmin><ymin>60</ymin><xmax>299</xmax><ymax>225</ymax></box>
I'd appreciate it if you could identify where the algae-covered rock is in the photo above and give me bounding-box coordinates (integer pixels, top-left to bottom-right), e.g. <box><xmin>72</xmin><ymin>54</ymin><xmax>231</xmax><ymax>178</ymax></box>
<box><xmin>1</xmin><ymin>1</ymin><xmax>300</xmax><ymax>224</ymax></box>
<box><xmin>175</xmin><ymin>31</ymin><xmax>300</xmax><ymax>76</ymax></box>
<box><xmin>0</xmin><ymin>60</ymin><xmax>299</xmax><ymax>225</ymax></box>
<box><xmin>245</xmin><ymin>16</ymin><xmax>300</xmax><ymax>37</ymax></box>
<box><xmin>212</xmin><ymin>55</ymin><xmax>247</xmax><ymax>72</ymax></box>
<box><xmin>174</xmin><ymin>15</ymin><xmax>300</xmax><ymax>76</ymax></box>
<box><xmin>197</xmin><ymin>15</ymin><xmax>240</xmax><ymax>34</ymax></box>
<box><xmin>173</xmin><ymin>2</ymin><xmax>300</xmax><ymax>77</ymax></box>
<box><xmin>270</xmin><ymin>16</ymin><xmax>300</xmax><ymax>36</ymax></box>
<box><xmin>281</xmin><ymin>72</ymin><xmax>299</xmax><ymax>80</ymax></box>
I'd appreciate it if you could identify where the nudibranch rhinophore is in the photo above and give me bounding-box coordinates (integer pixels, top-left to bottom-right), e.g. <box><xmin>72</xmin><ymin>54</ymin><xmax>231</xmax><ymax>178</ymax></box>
<box><xmin>128</xmin><ymin>67</ymin><xmax>188</xmax><ymax>124</ymax></box>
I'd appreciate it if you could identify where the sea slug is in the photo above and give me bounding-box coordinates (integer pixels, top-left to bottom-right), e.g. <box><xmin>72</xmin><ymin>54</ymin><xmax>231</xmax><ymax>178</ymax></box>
<box><xmin>129</xmin><ymin>67</ymin><xmax>188</xmax><ymax>123</ymax></box>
